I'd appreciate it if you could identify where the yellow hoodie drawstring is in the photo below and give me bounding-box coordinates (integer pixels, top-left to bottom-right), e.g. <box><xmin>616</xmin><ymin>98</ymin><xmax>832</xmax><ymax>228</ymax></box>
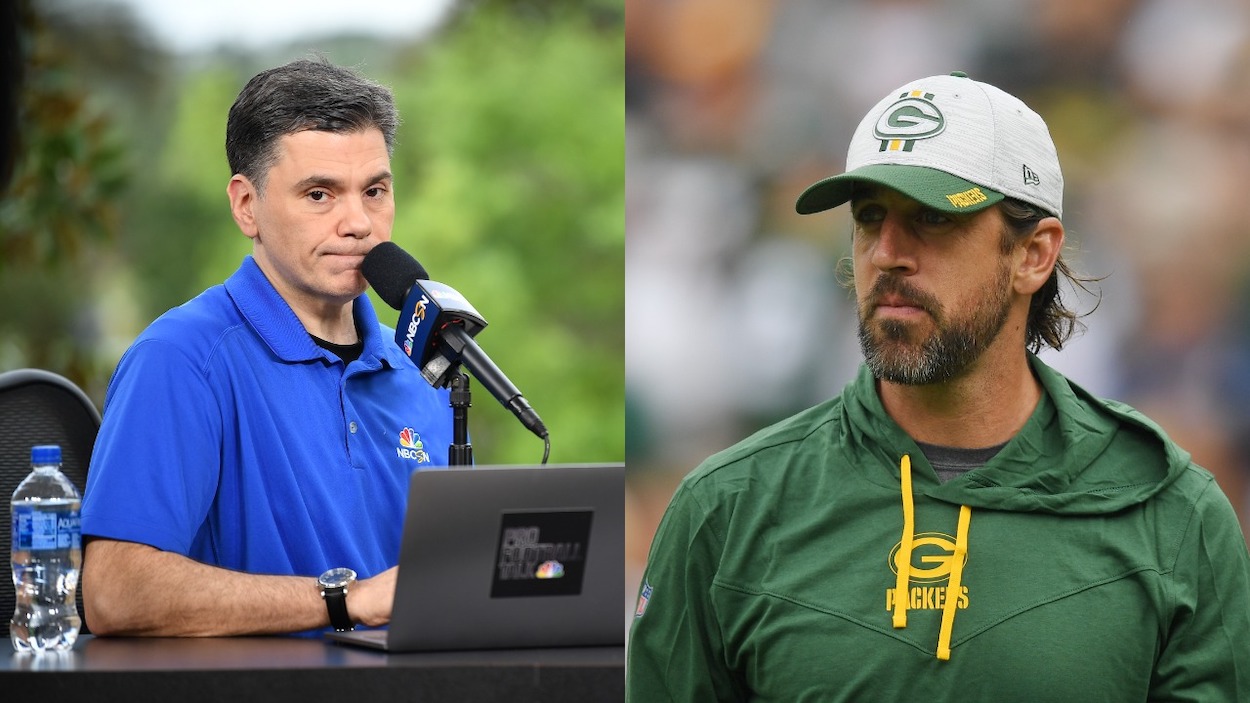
<box><xmin>893</xmin><ymin>454</ymin><xmax>973</xmax><ymax>661</ymax></box>
<box><xmin>937</xmin><ymin>504</ymin><xmax>972</xmax><ymax>661</ymax></box>
<box><xmin>891</xmin><ymin>455</ymin><xmax>915</xmax><ymax>629</ymax></box>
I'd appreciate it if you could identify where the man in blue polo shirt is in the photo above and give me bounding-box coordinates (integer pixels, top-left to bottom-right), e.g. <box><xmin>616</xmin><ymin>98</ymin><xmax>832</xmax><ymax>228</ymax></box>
<box><xmin>80</xmin><ymin>58</ymin><xmax>452</xmax><ymax>636</ymax></box>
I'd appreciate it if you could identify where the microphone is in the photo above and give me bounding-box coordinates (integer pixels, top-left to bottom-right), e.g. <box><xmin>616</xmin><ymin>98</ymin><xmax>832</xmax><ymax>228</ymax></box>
<box><xmin>362</xmin><ymin>241</ymin><xmax>549</xmax><ymax>440</ymax></box>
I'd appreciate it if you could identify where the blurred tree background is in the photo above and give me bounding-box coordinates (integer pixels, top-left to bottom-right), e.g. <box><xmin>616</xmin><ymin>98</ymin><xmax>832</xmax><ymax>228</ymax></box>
<box><xmin>0</xmin><ymin>0</ymin><xmax>624</xmax><ymax>466</ymax></box>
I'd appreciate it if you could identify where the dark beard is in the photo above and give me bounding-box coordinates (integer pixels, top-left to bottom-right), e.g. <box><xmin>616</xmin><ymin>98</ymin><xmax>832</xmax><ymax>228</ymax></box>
<box><xmin>857</xmin><ymin>264</ymin><xmax>1013</xmax><ymax>385</ymax></box>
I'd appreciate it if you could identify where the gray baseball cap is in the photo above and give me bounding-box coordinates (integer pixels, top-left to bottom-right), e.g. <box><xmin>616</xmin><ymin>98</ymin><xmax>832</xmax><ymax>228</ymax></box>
<box><xmin>796</xmin><ymin>72</ymin><xmax>1063</xmax><ymax>218</ymax></box>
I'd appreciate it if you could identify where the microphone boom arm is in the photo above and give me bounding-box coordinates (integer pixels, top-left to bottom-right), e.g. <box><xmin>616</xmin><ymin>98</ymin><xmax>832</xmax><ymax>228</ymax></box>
<box><xmin>439</xmin><ymin>324</ymin><xmax>549</xmax><ymax>440</ymax></box>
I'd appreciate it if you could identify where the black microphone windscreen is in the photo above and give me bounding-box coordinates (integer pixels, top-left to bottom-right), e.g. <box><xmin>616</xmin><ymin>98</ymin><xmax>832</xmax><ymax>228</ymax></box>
<box><xmin>362</xmin><ymin>241</ymin><xmax>429</xmax><ymax>310</ymax></box>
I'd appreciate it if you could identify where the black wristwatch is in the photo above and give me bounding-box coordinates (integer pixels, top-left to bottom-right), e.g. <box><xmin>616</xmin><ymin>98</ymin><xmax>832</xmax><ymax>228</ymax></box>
<box><xmin>318</xmin><ymin>567</ymin><xmax>357</xmax><ymax>632</ymax></box>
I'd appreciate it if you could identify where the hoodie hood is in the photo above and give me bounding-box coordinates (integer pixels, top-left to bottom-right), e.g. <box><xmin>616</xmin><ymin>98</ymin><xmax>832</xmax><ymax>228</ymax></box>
<box><xmin>844</xmin><ymin>354</ymin><xmax>1191</xmax><ymax>515</ymax></box>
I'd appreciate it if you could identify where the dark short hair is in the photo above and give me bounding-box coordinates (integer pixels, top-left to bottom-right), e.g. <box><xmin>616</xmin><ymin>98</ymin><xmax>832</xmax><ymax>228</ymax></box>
<box><xmin>225</xmin><ymin>57</ymin><xmax>399</xmax><ymax>192</ymax></box>
<box><xmin>998</xmin><ymin>198</ymin><xmax>1099</xmax><ymax>353</ymax></box>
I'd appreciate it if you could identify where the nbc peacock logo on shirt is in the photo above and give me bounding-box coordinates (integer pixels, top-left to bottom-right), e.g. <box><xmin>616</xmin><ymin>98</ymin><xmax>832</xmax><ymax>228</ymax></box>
<box><xmin>396</xmin><ymin>427</ymin><xmax>430</xmax><ymax>463</ymax></box>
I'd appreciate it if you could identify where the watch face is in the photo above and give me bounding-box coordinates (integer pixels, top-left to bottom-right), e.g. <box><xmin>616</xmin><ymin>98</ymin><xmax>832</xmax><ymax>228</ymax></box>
<box><xmin>318</xmin><ymin>567</ymin><xmax>357</xmax><ymax>589</ymax></box>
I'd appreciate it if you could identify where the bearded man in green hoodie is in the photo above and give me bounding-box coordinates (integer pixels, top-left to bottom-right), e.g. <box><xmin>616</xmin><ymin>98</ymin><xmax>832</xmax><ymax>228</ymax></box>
<box><xmin>626</xmin><ymin>72</ymin><xmax>1250</xmax><ymax>702</ymax></box>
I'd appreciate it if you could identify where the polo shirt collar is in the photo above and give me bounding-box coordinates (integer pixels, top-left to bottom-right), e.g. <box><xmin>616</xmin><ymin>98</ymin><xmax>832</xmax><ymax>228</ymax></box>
<box><xmin>224</xmin><ymin>255</ymin><xmax>406</xmax><ymax>369</ymax></box>
<box><xmin>356</xmin><ymin>294</ymin><xmax>410</xmax><ymax>371</ymax></box>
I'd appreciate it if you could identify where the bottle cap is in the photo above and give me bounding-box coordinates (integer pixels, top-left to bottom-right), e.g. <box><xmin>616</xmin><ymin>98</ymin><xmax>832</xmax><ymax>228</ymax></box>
<box><xmin>31</xmin><ymin>445</ymin><xmax>62</xmax><ymax>464</ymax></box>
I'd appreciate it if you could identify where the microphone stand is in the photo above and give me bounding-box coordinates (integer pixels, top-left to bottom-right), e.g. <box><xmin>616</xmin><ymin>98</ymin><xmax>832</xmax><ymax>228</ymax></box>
<box><xmin>448</xmin><ymin>371</ymin><xmax>473</xmax><ymax>466</ymax></box>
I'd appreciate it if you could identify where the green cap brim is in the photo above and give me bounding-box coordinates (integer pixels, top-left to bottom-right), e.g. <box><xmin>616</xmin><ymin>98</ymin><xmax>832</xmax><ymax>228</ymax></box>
<box><xmin>795</xmin><ymin>164</ymin><xmax>1005</xmax><ymax>215</ymax></box>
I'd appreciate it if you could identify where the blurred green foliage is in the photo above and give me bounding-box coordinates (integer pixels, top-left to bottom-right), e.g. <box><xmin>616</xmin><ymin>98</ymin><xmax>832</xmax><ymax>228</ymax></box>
<box><xmin>385</xmin><ymin>8</ymin><xmax>624</xmax><ymax>463</ymax></box>
<box><xmin>4</xmin><ymin>0</ymin><xmax>624</xmax><ymax>466</ymax></box>
<box><xmin>0</xmin><ymin>2</ymin><xmax>130</xmax><ymax>387</ymax></box>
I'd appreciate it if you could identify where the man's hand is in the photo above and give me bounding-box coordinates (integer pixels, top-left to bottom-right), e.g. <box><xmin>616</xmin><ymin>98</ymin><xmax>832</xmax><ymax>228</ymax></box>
<box><xmin>346</xmin><ymin>566</ymin><xmax>397</xmax><ymax>628</ymax></box>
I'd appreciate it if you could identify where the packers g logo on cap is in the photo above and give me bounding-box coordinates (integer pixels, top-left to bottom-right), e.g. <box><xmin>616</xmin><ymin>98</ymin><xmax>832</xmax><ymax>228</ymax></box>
<box><xmin>873</xmin><ymin>90</ymin><xmax>944</xmax><ymax>153</ymax></box>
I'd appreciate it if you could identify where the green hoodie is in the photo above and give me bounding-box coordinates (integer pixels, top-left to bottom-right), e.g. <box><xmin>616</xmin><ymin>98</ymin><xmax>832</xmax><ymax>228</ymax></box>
<box><xmin>627</xmin><ymin>356</ymin><xmax>1250</xmax><ymax>702</ymax></box>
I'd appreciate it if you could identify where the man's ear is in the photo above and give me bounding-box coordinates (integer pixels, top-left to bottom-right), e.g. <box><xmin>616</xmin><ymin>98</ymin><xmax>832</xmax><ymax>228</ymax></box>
<box><xmin>227</xmin><ymin>174</ymin><xmax>260</xmax><ymax>240</ymax></box>
<box><xmin>1013</xmin><ymin>216</ymin><xmax>1064</xmax><ymax>296</ymax></box>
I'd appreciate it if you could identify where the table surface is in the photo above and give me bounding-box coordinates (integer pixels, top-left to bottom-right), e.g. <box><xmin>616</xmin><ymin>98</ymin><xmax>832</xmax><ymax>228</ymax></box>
<box><xmin>1</xmin><ymin>635</ymin><xmax>625</xmax><ymax>701</ymax></box>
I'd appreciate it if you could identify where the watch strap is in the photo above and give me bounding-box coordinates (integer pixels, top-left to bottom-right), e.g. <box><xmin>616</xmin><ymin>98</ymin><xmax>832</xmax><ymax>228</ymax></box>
<box><xmin>322</xmin><ymin>586</ymin><xmax>354</xmax><ymax>632</ymax></box>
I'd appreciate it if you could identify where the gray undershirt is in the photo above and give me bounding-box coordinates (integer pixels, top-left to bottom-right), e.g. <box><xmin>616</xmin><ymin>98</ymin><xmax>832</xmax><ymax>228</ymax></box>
<box><xmin>915</xmin><ymin>440</ymin><xmax>1008</xmax><ymax>483</ymax></box>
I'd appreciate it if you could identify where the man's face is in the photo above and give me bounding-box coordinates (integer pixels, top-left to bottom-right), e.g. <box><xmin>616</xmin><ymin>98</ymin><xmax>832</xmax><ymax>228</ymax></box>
<box><xmin>231</xmin><ymin>128</ymin><xmax>394</xmax><ymax>316</ymax></box>
<box><xmin>850</xmin><ymin>185</ymin><xmax>1014</xmax><ymax>385</ymax></box>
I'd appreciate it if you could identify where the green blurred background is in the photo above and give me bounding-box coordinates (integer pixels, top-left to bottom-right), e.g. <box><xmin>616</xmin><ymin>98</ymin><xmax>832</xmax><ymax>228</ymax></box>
<box><xmin>0</xmin><ymin>0</ymin><xmax>624</xmax><ymax>466</ymax></box>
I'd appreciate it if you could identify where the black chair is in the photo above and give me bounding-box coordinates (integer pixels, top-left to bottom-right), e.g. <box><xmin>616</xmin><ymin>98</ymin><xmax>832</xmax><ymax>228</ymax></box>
<box><xmin>0</xmin><ymin>368</ymin><xmax>100</xmax><ymax>637</ymax></box>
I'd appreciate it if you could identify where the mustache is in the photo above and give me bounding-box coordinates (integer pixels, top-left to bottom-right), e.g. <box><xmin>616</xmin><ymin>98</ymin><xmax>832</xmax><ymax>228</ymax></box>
<box><xmin>864</xmin><ymin>275</ymin><xmax>942</xmax><ymax>320</ymax></box>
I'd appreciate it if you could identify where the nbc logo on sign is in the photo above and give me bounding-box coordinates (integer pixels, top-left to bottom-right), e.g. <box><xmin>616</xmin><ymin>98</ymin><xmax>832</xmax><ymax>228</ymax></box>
<box><xmin>535</xmin><ymin>561</ymin><xmax>565</xmax><ymax>579</ymax></box>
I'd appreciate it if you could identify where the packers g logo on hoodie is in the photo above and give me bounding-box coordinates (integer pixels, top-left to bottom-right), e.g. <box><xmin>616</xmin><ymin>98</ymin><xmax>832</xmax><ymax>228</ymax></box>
<box><xmin>885</xmin><ymin>531</ymin><xmax>970</xmax><ymax>611</ymax></box>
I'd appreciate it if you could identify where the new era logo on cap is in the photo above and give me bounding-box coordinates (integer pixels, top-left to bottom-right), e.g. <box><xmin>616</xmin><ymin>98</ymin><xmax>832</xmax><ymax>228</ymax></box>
<box><xmin>795</xmin><ymin>72</ymin><xmax>1064</xmax><ymax>218</ymax></box>
<box><xmin>1023</xmin><ymin>164</ymin><xmax>1041</xmax><ymax>186</ymax></box>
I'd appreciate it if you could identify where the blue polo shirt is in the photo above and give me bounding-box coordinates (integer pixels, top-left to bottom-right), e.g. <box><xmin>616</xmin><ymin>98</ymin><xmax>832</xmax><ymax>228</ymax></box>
<box><xmin>82</xmin><ymin>256</ymin><xmax>452</xmax><ymax>582</ymax></box>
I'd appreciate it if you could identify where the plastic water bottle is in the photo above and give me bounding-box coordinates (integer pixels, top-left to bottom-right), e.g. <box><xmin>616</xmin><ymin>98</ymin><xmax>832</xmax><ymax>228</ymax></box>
<box><xmin>10</xmin><ymin>445</ymin><xmax>81</xmax><ymax>653</ymax></box>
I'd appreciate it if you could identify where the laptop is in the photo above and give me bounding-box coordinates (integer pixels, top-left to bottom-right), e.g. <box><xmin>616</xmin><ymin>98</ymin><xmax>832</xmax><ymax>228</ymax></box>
<box><xmin>327</xmin><ymin>463</ymin><xmax>625</xmax><ymax>652</ymax></box>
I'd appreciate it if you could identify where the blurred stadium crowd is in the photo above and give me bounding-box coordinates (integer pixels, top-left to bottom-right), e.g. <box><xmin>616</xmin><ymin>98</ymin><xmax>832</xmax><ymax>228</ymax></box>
<box><xmin>625</xmin><ymin>0</ymin><xmax>1250</xmax><ymax>604</ymax></box>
